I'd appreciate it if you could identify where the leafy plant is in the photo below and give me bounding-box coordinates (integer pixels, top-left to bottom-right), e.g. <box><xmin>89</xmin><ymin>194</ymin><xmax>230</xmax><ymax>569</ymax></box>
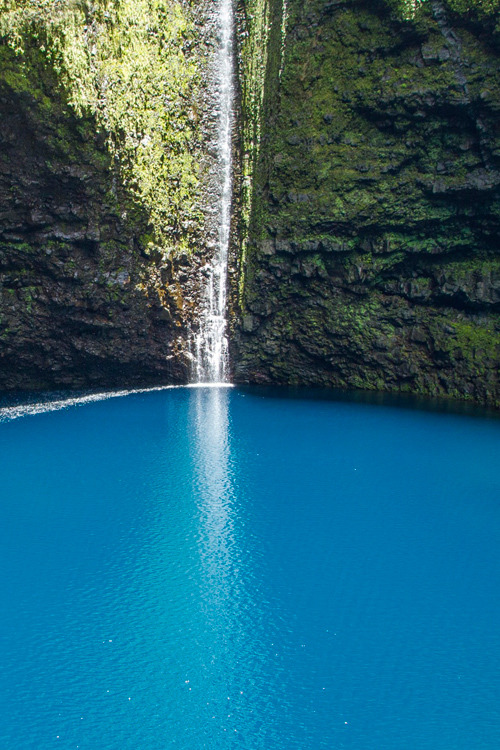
<box><xmin>385</xmin><ymin>0</ymin><xmax>499</xmax><ymax>18</ymax></box>
<box><xmin>0</xmin><ymin>0</ymin><xmax>202</xmax><ymax>255</ymax></box>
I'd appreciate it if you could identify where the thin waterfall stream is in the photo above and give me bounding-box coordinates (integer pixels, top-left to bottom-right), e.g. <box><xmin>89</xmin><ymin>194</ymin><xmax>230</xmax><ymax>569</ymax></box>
<box><xmin>194</xmin><ymin>0</ymin><xmax>235</xmax><ymax>383</ymax></box>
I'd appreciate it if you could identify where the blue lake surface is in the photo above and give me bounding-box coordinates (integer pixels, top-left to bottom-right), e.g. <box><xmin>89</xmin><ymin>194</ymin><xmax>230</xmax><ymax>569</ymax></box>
<box><xmin>0</xmin><ymin>385</ymin><xmax>499</xmax><ymax>749</ymax></box>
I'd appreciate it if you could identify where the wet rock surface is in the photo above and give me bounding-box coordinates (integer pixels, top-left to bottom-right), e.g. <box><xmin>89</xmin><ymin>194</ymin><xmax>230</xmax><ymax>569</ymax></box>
<box><xmin>232</xmin><ymin>0</ymin><xmax>500</xmax><ymax>406</ymax></box>
<box><xmin>0</xmin><ymin>79</ymin><xmax>188</xmax><ymax>389</ymax></box>
<box><xmin>1</xmin><ymin>0</ymin><xmax>499</xmax><ymax>404</ymax></box>
<box><xmin>0</xmin><ymin>1</ymin><xmax>222</xmax><ymax>390</ymax></box>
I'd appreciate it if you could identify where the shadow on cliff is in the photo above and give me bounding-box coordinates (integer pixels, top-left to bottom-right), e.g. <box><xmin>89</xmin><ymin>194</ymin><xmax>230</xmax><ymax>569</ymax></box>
<box><xmin>0</xmin><ymin>43</ymin><xmax>194</xmax><ymax>391</ymax></box>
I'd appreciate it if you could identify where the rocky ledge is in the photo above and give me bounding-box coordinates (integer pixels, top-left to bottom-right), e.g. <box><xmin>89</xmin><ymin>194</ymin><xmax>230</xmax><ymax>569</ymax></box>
<box><xmin>232</xmin><ymin>0</ymin><xmax>500</xmax><ymax>406</ymax></box>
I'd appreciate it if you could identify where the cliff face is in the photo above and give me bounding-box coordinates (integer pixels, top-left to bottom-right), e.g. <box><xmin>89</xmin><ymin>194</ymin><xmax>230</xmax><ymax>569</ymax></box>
<box><xmin>232</xmin><ymin>0</ymin><xmax>500</xmax><ymax>406</ymax></box>
<box><xmin>1</xmin><ymin>0</ymin><xmax>499</xmax><ymax>405</ymax></box>
<box><xmin>0</xmin><ymin>0</ymin><xmax>222</xmax><ymax>390</ymax></box>
<box><xmin>0</xmin><ymin>52</ymin><xmax>178</xmax><ymax>389</ymax></box>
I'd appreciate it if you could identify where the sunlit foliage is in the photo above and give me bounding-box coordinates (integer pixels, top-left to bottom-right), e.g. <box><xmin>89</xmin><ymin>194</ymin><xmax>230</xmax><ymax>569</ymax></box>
<box><xmin>388</xmin><ymin>0</ymin><xmax>500</xmax><ymax>18</ymax></box>
<box><xmin>0</xmin><ymin>0</ymin><xmax>201</xmax><ymax>254</ymax></box>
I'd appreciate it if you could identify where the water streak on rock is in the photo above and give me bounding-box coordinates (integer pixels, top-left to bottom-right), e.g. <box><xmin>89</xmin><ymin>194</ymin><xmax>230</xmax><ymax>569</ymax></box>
<box><xmin>194</xmin><ymin>0</ymin><xmax>235</xmax><ymax>383</ymax></box>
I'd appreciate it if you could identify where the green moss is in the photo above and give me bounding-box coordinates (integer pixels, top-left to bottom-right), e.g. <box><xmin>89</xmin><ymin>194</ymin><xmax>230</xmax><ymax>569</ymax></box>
<box><xmin>20</xmin><ymin>285</ymin><xmax>37</xmax><ymax>313</ymax></box>
<box><xmin>439</xmin><ymin>257</ymin><xmax>500</xmax><ymax>279</ymax></box>
<box><xmin>448</xmin><ymin>318</ymin><xmax>500</xmax><ymax>362</ymax></box>
<box><xmin>385</xmin><ymin>0</ymin><xmax>500</xmax><ymax>19</ymax></box>
<box><xmin>235</xmin><ymin>0</ymin><xmax>499</xmax><ymax>405</ymax></box>
<box><xmin>0</xmin><ymin>0</ymin><xmax>202</xmax><ymax>257</ymax></box>
<box><xmin>0</xmin><ymin>241</ymin><xmax>36</xmax><ymax>255</ymax></box>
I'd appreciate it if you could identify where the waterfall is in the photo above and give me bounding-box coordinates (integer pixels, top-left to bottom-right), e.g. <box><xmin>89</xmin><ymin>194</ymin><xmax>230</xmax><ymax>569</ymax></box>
<box><xmin>193</xmin><ymin>0</ymin><xmax>235</xmax><ymax>383</ymax></box>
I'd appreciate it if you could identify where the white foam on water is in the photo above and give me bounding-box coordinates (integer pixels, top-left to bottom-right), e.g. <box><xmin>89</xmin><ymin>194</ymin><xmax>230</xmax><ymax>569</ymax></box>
<box><xmin>0</xmin><ymin>383</ymin><xmax>234</xmax><ymax>423</ymax></box>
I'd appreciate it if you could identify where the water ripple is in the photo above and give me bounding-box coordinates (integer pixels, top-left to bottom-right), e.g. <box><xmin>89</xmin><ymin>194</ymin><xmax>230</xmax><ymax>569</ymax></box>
<box><xmin>0</xmin><ymin>387</ymin><xmax>499</xmax><ymax>748</ymax></box>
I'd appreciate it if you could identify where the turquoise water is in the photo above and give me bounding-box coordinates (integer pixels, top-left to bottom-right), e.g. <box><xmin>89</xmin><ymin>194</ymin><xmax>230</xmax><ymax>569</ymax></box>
<box><xmin>0</xmin><ymin>386</ymin><xmax>499</xmax><ymax>749</ymax></box>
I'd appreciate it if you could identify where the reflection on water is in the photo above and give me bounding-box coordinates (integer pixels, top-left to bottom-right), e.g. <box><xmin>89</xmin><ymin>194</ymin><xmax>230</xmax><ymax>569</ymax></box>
<box><xmin>193</xmin><ymin>388</ymin><xmax>234</xmax><ymax>576</ymax></box>
<box><xmin>188</xmin><ymin>387</ymin><xmax>289</xmax><ymax>747</ymax></box>
<box><xmin>191</xmin><ymin>386</ymin><xmax>242</xmax><ymax>638</ymax></box>
<box><xmin>1</xmin><ymin>387</ymin><xmax>499</xmax><ymax>749</ymax></box>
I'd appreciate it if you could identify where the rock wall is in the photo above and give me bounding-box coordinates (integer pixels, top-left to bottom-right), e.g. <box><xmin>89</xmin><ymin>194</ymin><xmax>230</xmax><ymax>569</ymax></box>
<box><xmin>1</xmin><ymin>0</ymin><xmax>499</xmax><ymax>405</ymax></box>
<box><xmin>0</xmin><ymin>0</ymin><xmax>222</xmax><ymax>390</ymax></box>
<box><xmin>232</xmin><ymin>0</ymin><xmax>500</xmax><ymax>406</ymax></box>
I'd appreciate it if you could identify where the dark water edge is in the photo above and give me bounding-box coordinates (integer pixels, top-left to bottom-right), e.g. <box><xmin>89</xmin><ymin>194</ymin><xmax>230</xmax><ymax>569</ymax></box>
<box><xmin>1</xmin><ymin>383</ymin><xmax>499</xmax><ymax>422</ymax></box>
<box><xmin>238</xmin><ymin>386</ymin><xmax>500</xmax><ymax>420</ymax></box>
<box><xmin>0</xmin><ymin>384</ymin><xmax>178</xmax><ymax>422</ymax></box>
<box><xmin>0</xmin><ymin>384</ymin><xmax>499</xmax><ymax>749</ymax></box>
<box><xmin>0</xmin><ymin>385</ymin><xmax>166</xmax><ymax>411</ymax></box>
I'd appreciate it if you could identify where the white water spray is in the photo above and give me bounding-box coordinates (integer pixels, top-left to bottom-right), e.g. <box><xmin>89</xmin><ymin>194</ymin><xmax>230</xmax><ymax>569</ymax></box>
<box><xmin>194</xmin><ymin>0</ymin><xmax>235</xmax><ymax>383</ymax></box>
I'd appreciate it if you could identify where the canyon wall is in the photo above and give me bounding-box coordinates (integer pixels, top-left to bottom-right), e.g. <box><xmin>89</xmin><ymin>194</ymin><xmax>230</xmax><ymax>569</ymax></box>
<box><xmin>232</xmin><ymin>0</ymin><xmax>500</xmax><ymax>406</ymax></box>
<box><xmin>0</xmin><ymin>0</ymin><xmax>222</xmax><ymax>389</ymax></box>
<box><xmin>0</xmin><ymin>0</ymin><xmax>499</xmax><ymax>405</ymax></box>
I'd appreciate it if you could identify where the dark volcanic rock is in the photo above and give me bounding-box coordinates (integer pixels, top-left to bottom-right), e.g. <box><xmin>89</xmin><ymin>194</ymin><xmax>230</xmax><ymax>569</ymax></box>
<box><xmin>0</xmin><ymin>3</ymin><xmax>223</xmax><ymax>391</ymax></box>
<box><xmin>232</xmin><ymin>0</ymin><xmax>500</xmax><ymax>407</ymax></box>
<box><xmin>0</xmin><ymin>73</ymin><xmax>190</xmax><ymax>389</ymax></box>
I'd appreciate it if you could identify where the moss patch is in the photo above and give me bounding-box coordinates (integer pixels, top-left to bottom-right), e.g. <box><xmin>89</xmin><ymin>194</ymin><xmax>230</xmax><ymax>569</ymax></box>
<box><xmin>0</xmin><ymin>0</ymin><xmax>202</xmax><ymax>256</ymax></box>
